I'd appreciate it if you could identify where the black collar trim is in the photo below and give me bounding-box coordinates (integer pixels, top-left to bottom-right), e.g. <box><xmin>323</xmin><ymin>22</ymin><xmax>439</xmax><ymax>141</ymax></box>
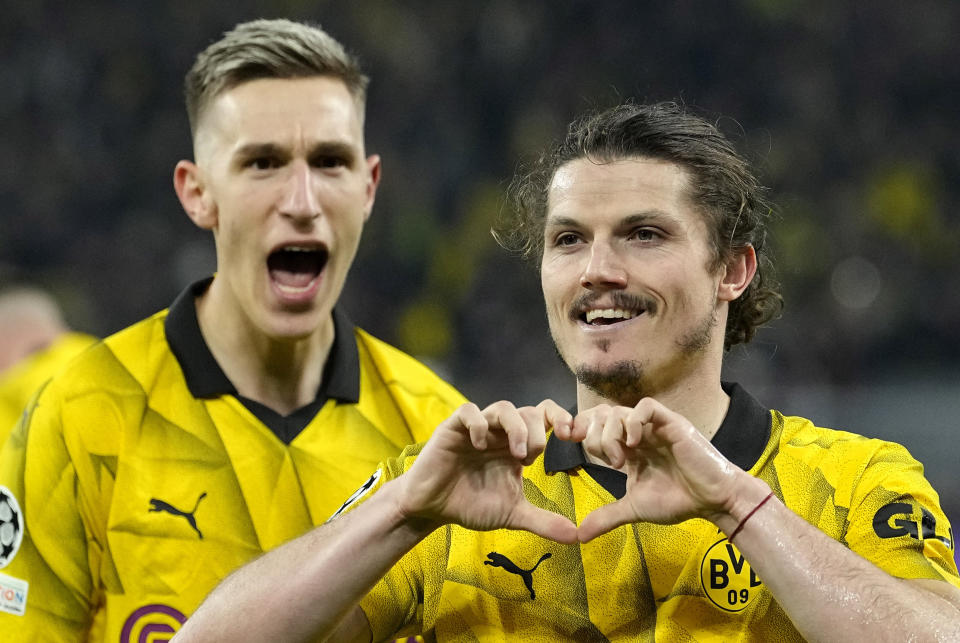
<box><xmin>543</xmin><ymin>382</ymin><xmax>771</xmax><ymax>499</ymax></box>
<box><xmin>164</xmin><ymin>277</ymin><xmax>361</xmax><ymax>404</ymax></box>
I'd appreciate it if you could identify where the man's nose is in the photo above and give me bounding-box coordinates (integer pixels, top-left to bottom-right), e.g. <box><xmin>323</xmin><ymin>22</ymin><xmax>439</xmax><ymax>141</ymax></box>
<box><xmin>580</xmin><ymin>242</ymin><xmax>628</xmax><ymax>289</ymax></box>
<box><xmin>279</xmin><ymin>161</ymin><xmax>321</xmax><ymax>221</ymax></box>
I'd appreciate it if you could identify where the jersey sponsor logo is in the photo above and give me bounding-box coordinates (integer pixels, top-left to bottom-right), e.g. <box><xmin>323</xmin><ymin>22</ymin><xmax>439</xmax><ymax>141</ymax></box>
<box><xmin>484</xmin><ymin>551</ymin><xmax>552</xmax><ymax>600</ymax></box>
<box><xmin>0</xmin><ymin>486</ymin><xmax>24</xmax><ymax>568</ymax></box>
<box><xmin>148</xmin><ymin>492</ymin><xmax>207</xmax><ymax>539</ymax></box>
<box><xmin>120</xmin><ymin>603</ymin><xmax>187</xmax><ymax>642</ymax></box>
<box><xmin>700</xmin><ymin>537</ymin><xmax>763</xmax><ymax>612</ymax></box>
<box><xmin>873</xmin><ymin>501</ymin><xmax>954</xmax><ymax>550</ymax></box>
<box><xmin>328</xmin><ymin>469</ymin><xmax>382</xmax><ymax>522</ymax></box>
<box><xmin>0</xmin><ymin>571</ymin><xmax>28</xmax><ymax>616</ymax></box>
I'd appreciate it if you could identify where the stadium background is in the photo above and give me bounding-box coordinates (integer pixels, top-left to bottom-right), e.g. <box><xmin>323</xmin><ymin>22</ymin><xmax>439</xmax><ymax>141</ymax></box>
<box><xmin>2</xmin><ymin>1</ymin><xmax>958</xmax><ymax>561</ymax></box>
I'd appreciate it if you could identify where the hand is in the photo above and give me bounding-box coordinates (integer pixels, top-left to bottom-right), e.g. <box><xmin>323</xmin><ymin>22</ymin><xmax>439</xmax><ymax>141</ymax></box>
<box><xmin>558</xmin><ymin>398</ymin><xmax>746</xmax><ymax>542</ymax></box>
<box><xmin>396</xmin><ymin>400</ymin><xmax>579</xmax><ymax>544</ymax></box>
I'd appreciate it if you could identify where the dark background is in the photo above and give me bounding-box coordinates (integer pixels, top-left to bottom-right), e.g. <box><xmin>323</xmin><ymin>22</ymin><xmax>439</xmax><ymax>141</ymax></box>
<box><xmin>2</xmin><ymin>1</ymin><xmax>957</xmax><ymax>559</ymax></box>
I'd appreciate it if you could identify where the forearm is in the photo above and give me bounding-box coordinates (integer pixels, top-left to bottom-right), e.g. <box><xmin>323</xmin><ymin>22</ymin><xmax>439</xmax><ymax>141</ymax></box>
<box><xmin>174</xmin><ymin>477</ymin><xmax>432</xmax><ymax>643</ymax></box>
<box><xmin>718</xmin><ymin>477</ymin><xmax>960</xmax><ymax>642</ymax></box>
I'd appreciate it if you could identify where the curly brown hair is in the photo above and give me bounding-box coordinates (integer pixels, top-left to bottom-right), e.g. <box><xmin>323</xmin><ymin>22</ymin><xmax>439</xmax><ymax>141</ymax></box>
<box><xmin>495</xmin><ymin>101</ymin><xmax>782</xmax><ymax>350</ymax></box>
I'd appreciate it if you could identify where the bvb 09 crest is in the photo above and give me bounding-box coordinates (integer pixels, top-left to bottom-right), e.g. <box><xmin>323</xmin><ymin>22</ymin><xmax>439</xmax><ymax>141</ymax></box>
<box><xmin>700</xmin><ymin>536</ymin><xmax>763</xmax><ymax>612</ymax></box>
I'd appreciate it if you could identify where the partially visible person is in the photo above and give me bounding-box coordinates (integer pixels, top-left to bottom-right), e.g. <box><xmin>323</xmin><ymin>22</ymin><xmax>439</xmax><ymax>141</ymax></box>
<box><xmin>174</xmin><ymin>101</ymin><xmax>960</xmax><ymax>642</ymax></box>
<box><xmin>0</xmin><ymin>286</ymin><xmax>96</xmax><ymax>438</ymax></box>
<box><xmin>0</xmin><ymin>19</ymin><xmax>464</xmax><ymax>640</ymax></box>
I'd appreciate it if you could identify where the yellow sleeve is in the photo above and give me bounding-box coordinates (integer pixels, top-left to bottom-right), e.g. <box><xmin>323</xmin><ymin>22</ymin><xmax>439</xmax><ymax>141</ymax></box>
<box><xmin>844</xmin><ymin>441</ymin><xmax>959</xmax><ymax>589</ymax></box>
<box><xmin>0</xmin><ymin>383</ymin><xmax>95</xmax><ymax>639</ymax></box>
<box><xmin>328</xmin><ymin>442</ymin><xmax>444</xmax><ymax>640</ymax></box>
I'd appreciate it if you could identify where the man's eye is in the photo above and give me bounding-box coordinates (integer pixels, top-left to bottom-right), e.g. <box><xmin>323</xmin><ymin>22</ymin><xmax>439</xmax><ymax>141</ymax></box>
<box><xmin>314</xmin><ymin>156</ymin><xmax>347</xmax><ymax>169</ymax></box>
<box><xmin>248</xmin><ymin>157</ymin><xmax>279</xmax><ymax>170</ymax></box>
<box><xmin>555</xmin><ymin>233</ymin><xmax>581</xmax><ymax>246</ymax></box>
<box><xmin>631</xmin><ymin>228</ymin><xmax>659</xmax><ymax>242</ymax></box>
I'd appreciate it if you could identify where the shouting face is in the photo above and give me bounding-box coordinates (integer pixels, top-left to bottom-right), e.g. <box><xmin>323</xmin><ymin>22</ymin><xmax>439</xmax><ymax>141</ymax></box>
<box><xmin>176</xmin><ymin>76</ymin><xmax>380</xmax><ymax>342</ymax></box>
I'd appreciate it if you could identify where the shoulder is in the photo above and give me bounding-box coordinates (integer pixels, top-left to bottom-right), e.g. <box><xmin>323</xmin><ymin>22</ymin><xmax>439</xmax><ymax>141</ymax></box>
<box><xmin>775</xmin><ymin>411</ymin><xmax>916</xmax><ymax>467</ymax></box>
<box><xmin>354</xmin><ymin>327</ymin><xmax>465</xmax><ymax>404</ymax></box>
<box><xmin>27</xmin><ymin>310</ymin><xmax>176</xmax><ymax>440</ymax></box>
<box><xmin>771</xmin><ymin>410</ymin><xmax>932</xmax><ymax>507</ymax></box>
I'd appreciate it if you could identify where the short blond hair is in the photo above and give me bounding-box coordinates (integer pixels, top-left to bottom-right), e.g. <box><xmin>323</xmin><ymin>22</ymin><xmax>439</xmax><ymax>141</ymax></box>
<box><xmin>184</xmin><ymin>19</ymin><xmax>369</xmax><ymax>137</ymax></box>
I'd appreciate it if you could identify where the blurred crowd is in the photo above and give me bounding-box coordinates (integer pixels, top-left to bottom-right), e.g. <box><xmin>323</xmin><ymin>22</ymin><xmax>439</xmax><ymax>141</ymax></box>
<box><xmin>1</xmin><ymin>1</ymin><xmax>958</xmax><ymax>526</ymax></box>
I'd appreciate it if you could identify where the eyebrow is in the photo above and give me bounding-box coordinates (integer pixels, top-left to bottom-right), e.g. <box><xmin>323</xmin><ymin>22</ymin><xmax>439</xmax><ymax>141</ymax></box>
<box><xmin>544</xmin><ymin>209</ymin><xmax>679</xmax><ymax>228</ymax></box>
<box><xmin>232</xmin><ymin>141</ymin><xmax>358</xmax><ymax>164</ymax></box>
<box><xmin>233</xmin><ymin>142</ymin><xmax>288</xmax><ymax>161</ymax></box>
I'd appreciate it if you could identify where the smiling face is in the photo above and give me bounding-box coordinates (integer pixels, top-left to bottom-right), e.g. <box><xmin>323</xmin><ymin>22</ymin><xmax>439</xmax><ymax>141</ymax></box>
<box><xmin>176</xmin><ymin>76</ymin><xmax>379</xmax><ymax>343</ymax></box>
<box><xmin>541</xmin><ymin>157</ymin><xmax>740</xmax><ymax>406</ymax></box>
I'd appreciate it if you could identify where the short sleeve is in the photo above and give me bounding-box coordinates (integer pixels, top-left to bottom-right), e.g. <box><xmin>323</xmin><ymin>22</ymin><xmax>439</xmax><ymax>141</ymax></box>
<box><xmin>327</xmin><ymin>442</ymin><xmax>443</xmax><ymax>640</ymax></box>
<box><xmin>844</xmin><ymin>441</ymin><xmax>959</xmax><ymax>589</ymax></box>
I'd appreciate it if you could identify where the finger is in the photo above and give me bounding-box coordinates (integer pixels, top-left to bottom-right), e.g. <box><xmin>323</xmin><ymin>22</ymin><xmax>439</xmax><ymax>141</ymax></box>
<box><xmin>632</xmin><ymin>398</ymin><xmax>698</xmax><ymax>448</ymax></box>
<box><xmin>577</xmin><ymin>500</ymin><xmax>636</xmax><ymax>543</ymax></box>
<box><xmin>569</xmin><ymin>406</ymin><xmax>599</xmax><ymax>443</ymax></box>
<box><xmin>538</xmin><ymin>399</ymin><xmax>573</xmax><ymax>439</ymax></box>
<box><xmin>623</xmin><ymin>406</ymin><xmax>649</xmax><ymax>449</ymax></box>
<box><xmin>485</xmin><ymin>401</ymin><xmax>528</xmax><ymax>460</ymax></box>
<box><xmin>507</xmin><ymin>501</ymin><xmax>579</xmax><ymax>545</ymax></box>
<box><xmin>581</xmin><ymin>407</ymin><xmax>608</xmax><ymax>461</ymax></box>
<box><xmin>517</xmin><ymin>407</ymin><xmax>548</xmax><ymax>466</ymax></box>
<box><xmin>600</xmin><ymin>410</ymin><xmax>628</xmax><ymax>469</ymax></box>
<box><xmin>454</xmin><ymin>402</ymin><xmax>489</xmax><ymax>450</ymax></box>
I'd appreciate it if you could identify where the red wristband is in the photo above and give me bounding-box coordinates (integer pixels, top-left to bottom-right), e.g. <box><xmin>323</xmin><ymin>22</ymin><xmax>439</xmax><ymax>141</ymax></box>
<box><xmin>728</xmin><ymin>491</ymin><xmax>775</xmax><ymax>543</ymax></box>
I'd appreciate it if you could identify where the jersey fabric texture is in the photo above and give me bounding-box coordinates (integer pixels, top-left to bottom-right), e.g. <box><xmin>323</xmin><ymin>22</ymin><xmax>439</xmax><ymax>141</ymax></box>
<box><xmin>355</xmin><ymin>383</ymin><xmax>960</xmax><ymax>642</ymax></box>
<box><xmin>0</xmin><ymin>331</ymin><xmax>96</xmax><ymax>445</ymax></box>
<box><xmin>0</xmin><ymin>278</ymin><xmax>465</xmax><ymax>641</ymax></box>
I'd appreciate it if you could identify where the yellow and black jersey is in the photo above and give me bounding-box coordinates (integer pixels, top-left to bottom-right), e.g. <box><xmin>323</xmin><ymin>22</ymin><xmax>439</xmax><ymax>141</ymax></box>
<box><xmin>0</xmin><ymin>331</ymin><xmax>97</xmax><ymax>444</ymax></box>
<box><xmin>356</xmin><ymin>384</ymin><xmax>959</xmax><ymax>642</ymax></box>
<box><xmin>0</xmin><ymin>278</ymin><xmax>465</xmax><ymax>641</ymax></box>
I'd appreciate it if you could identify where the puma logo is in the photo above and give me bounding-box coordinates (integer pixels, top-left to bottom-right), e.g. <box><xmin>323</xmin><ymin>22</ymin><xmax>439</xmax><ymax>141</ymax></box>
<box><xmin>149</xmin><ymin>492</ymin><xmax>207</xmax><ymax>539</ymax></box>
<box><xmin>484</xmin><ymin>551</ymin><xmax>552</xmax><ymax>600</ymax></box>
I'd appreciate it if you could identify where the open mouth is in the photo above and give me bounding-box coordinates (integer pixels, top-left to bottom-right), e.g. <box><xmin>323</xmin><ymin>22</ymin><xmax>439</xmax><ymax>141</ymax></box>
<box><xmin>267</xmin><ymin>245</ymin><xmax>328</xmax><ymax>293</ymax></box>
<box><xmin>583</xmin><ymin>307</ymin><xmax>640</xmax><ymax>325</ymax></box>
<box><xmin>581</xmin><ymin>307</ymin><xmax>643</xmax><ymax>326</ymax></box>
<box><xmin>573</xmin><ymin>293</ymin><xmax>655</xmax><ymax>327</ymax></box>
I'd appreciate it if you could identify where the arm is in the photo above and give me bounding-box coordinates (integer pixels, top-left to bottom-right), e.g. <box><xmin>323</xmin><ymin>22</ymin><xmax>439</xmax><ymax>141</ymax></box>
<box><xmin>0</xmin><ymin>389</ymin><xmax>94</xmax><ymax>640</ymax></box>
<box><xmin>175</xmin><ymin>401</ymin><xmax>579</xmax><ymax>643</ymax></box>
<box><xmin>568</xmin><ymin>399</ymin><xmax>960</xmax><ymax>642</ymax></box>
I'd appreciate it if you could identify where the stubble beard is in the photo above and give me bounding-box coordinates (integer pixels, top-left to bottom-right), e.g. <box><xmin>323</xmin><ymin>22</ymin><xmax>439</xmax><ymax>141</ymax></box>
<box><xmin>566</xmin><ymin>308</ymin><xmax>719</xmax><ymax>406</ymax></box>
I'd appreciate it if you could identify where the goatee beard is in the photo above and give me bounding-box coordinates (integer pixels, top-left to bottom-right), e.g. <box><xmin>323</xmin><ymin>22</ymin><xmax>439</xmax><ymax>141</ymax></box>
<box><xmin>575</xmin><ymin>360</ymin><xmax>647</xmax><ymax>407</ymax></box>
<box><xmin>567</xmin><ymin>310</ymin><xmax>719</xmax><ymax>406</ymax></box>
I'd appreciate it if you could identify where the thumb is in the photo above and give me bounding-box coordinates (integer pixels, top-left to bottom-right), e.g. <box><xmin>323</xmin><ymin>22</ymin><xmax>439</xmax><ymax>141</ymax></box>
<box><xmin>577</xmin><ymin>500</ymin><xmax>635</xmax><ymax>543</ymax></box>
<box><xmin>508</xmin><ymin>502</ymin><xmax>579</xmax><ymax>545</ymax></box>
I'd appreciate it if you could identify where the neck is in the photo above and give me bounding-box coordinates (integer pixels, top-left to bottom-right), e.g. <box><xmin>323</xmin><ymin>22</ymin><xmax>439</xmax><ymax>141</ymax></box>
<box><xmin>195</xmin><ymin>286</ymin><xmax>333</xmax><ymax>416</ymax></box>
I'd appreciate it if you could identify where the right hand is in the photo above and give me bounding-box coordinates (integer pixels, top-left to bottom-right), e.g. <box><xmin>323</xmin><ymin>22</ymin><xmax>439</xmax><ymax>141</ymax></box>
<box><xmin>395</xmin><ymin>400</ymin><xmax>579</xmax><ymax>544</ymax></box>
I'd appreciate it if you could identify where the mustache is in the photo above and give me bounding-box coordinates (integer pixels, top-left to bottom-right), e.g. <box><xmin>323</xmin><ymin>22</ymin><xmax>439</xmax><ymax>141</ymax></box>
<box><xmin>569</xmin><ymin>291</ymin><xmax>658</xmax><ymax>319</ymax></box>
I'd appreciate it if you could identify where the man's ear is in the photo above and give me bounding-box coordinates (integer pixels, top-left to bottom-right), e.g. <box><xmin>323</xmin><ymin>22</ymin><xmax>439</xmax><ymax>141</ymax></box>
<box><xmin>174</xmin><ymin>160</ymin><xmax>217</xmax><ymax>230</ymax></box>
<box><xmin>362</xmin><ymin>154</ymin><xmax>382</xmax><ymax>223</ymax></box>
<box><xmin>717</xmin><ymin>244</ymin><xmax>758</xmax><ymax>302</ymax></box>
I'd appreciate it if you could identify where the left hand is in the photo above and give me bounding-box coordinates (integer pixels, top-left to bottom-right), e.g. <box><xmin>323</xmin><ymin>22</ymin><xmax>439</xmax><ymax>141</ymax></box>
<box><xmin>556</xmin><ymin>398</ymin><xmax>747</xmax><ymax>542</ymax></box>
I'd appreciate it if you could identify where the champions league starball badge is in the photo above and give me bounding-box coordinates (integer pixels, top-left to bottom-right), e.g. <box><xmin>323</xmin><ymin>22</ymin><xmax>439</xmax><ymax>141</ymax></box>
<box><xmin>0</xmin><ymin>486</ymin><xmax>24</xmax><ymax>568</ymax></box>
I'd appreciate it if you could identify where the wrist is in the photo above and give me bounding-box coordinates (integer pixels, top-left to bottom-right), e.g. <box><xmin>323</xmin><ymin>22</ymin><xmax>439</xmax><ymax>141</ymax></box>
<box><xmin>707</xmin><ymin>474</ymin><xmax>773</xmax><ymax>537</ymax></box>
<box><xmin>387</xmin><ymin>475</ymin><xmax>445</xmax><ymax>541</ymax></box>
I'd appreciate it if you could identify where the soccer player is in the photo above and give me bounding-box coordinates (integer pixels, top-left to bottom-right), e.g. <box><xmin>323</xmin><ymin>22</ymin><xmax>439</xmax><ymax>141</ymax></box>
<box><xmin>0</xmin><ymin>19</ymin><xmax>464</xmax><ymax>639</ymax></box>
<box><xmin>0</xmin><ymin>286</ymin><xmax>96</xmax><ymax>440</ymax></box>
<box><xmin>175</xmin><ymin>102</ymin><xmax>960</xmax><ymax>642</ymax></box>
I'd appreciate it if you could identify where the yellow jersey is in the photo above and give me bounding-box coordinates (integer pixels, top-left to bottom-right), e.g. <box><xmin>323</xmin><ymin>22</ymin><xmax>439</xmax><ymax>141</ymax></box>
<box><xmin>0</xmin><ymin>279</ymin><xmax>465</xmax><ymax>641</ymax></box>
<box><xmin>356</xmin><ymin>384</ymin><xmax>959</xmax><ymax>642</ymax></box>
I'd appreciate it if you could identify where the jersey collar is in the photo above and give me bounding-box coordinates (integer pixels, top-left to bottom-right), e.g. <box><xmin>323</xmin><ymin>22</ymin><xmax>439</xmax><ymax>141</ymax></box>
<box><xmin>164</xmin><ymin>277</ymin><xmax>360</xmax><ymax>404</ymax></box>
<box><xmin>543</xmin><ymin>382</ymin><xmax>771</xmax><ymax>484</ymax></box>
